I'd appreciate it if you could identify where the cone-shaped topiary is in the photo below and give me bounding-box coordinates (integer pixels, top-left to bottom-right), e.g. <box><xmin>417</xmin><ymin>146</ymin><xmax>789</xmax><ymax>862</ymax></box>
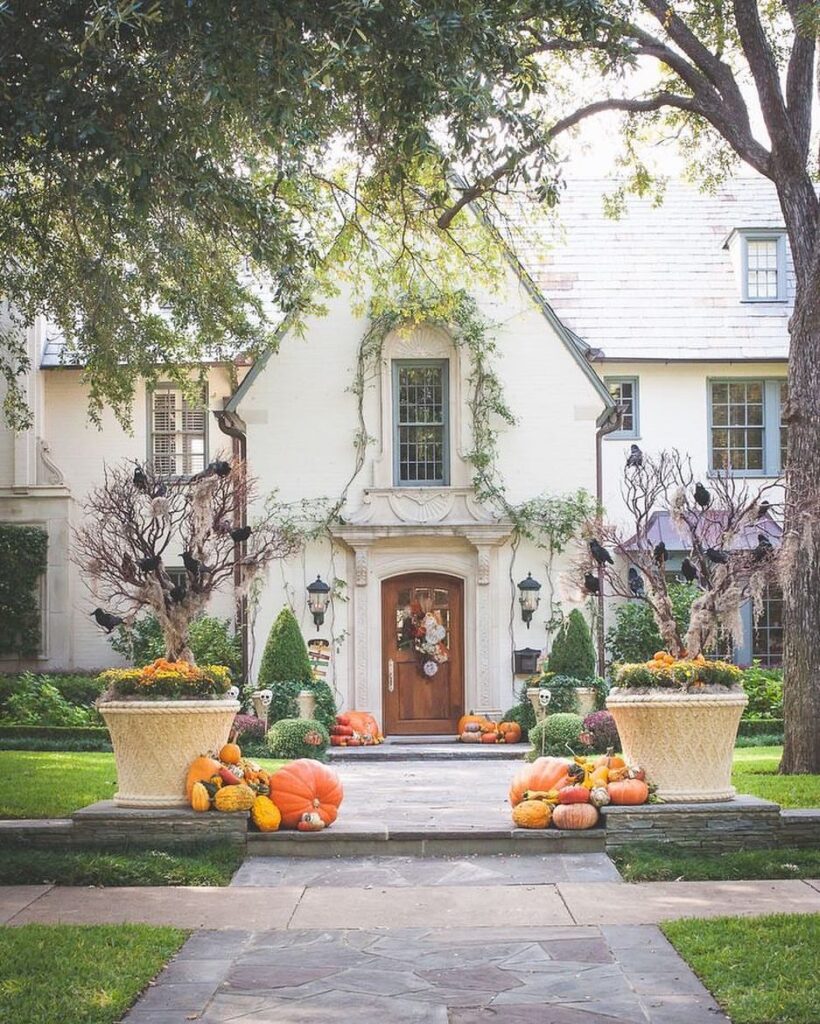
<box><xmin>257</xmin><ymin>607</ymin><xmax>314</xmax><ymax>686</ymax></box>
<box><xmin>547</xmin><ymin>609</ymin><xmax>596</xmax><ymax>680</ymax></box>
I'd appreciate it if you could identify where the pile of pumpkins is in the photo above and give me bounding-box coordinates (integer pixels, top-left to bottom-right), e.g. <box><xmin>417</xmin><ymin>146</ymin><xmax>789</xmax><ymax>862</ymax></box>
<box><xmin>186</xmin><ymin>741</ymin><xmax>344</xmax><ymax>833</ymax></box>
<box><xmin>330</xmin><ymin>711</ymin><xmax>385</xmax><ymax>747</ymax></box>
<box><xmin>509</xmin><ymin>750</ymin><xmax>650</xmax><ymax>831</ymax></box>
<box><xmin>458</xmin><ymin>712</ymin><xmax>522</xmax><ymax>745</ymax></box>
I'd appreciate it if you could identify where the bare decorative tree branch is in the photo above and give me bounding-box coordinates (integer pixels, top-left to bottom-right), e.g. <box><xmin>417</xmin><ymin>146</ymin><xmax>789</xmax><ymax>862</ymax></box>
<box><xmin>73</xmin><ymin>459</ymin><xmax>301</xmax><ymax>664</ymax></box>
<box><xmin>572</xmin><ymin>450</ymin><xmax>782</xmax><ymax>659</ymax></box>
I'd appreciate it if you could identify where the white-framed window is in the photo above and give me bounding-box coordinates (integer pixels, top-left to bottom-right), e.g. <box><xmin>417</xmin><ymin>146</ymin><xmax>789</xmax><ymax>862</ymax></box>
<box><xmin>604</xmin><ymin>376</ymin><xmax>639</xmax><ymax>438</ymax></box>
<box><xmin>752</xmin><ymin>585</ymin><xmax>784</xmax><ymax>667</ymax></box>
<box><xmin>740</xmin><ymin>231</ymin><xmax>787</xmax><ymax>302</ymax></box>
<box><xmin>709</xmin><ymin>378</ymin><xmax>787</xmax><ymax>476</ymax></box>
<box><xmin>392</xmin><ymin>360</ymin><xmax>449</xmax><ymax>486</ymax></box>
<box><xmin>150</xmin><ymin>385</ymin><xmax>207</xmax><ymax>477</ymax></box>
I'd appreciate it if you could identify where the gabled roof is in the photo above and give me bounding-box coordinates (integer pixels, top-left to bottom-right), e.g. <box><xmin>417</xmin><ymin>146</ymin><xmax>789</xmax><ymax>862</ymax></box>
<box><xmin>507</xmin><ymin>177</ymin><xmax>793</xmax><ymax>362</ymax></box>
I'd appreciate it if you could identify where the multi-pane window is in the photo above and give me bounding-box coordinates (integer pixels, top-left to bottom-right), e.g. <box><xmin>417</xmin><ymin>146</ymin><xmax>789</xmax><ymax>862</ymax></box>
<box><xmin>605</xmin><ymin>377</ymin><xmax>639</xmax><ymax>438</ymax></box>
<box><xmin>753</xmin><ymin>585</ymin><xmax>784</xmax><ymax>666</ymax></box>
<box><xmin>393</xmin><ymin>361</ymin><xmax>449</xmax><ymax>485</ymax></box>
<box><xmin>151</xmin><ymin>386</ymin><xmax>207</xmax><ymax>477</ymax></box>
<box><xmin>746</xmin><ymin>239</ymin><xmax>779</xmax><ymax>299</ymax></box>
<box><xmin>741</xmin><ymin>233</ymin><xmax>786</xmax><ymax>301</ymax></box>
<box><xmin>710</xmin><ymin>379</ymin><xmax>786</xmax><ymax>476</ymax></box>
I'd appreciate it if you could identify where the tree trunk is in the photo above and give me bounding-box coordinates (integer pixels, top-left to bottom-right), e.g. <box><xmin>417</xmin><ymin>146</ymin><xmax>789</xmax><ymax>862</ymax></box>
<box><xmin>779</xmin><ymin>263</ymin><xmax>820</xmax><ymax>774</ymax></box>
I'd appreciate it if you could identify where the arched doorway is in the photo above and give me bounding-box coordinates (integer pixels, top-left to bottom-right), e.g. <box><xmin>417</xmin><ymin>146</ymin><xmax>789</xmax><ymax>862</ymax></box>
<box><xmin>381</xmin><ymin>572</ymin><xmax>464</xmax><ymax>735</ymax></box>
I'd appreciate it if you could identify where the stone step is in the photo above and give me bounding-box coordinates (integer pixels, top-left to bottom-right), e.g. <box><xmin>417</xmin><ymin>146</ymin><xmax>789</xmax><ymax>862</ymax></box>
<box><xmin>327</xmin><ymin>742</ymin><xmax>529</xmax><ymax>762</ymax></box>
<box><xmin>247</xmin><ymin>825</ymin><xmax>606</xmax><ymax>858</ymax></box>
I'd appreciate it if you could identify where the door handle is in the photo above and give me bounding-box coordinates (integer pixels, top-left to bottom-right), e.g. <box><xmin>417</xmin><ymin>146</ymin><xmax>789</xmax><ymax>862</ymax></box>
<box><xmin>388</xmin><ymin>659</ymin><xmax>395</xmax><ymax>692</ymax></box>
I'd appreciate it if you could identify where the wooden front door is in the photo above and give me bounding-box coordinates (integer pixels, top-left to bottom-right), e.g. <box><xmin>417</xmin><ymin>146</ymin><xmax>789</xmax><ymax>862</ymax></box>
<box><xmin>382</xmin><ymin>573</ymin><xmax>464</xmax><ymax>735</ymax></box>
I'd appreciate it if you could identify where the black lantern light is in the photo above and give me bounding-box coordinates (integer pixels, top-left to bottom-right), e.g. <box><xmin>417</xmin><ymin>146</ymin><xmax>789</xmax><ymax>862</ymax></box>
<box><xmin>517</xmin><ymin>572</ymin><xmax>542</xmax><ymax>628</ymax></box>
<box><xmin>306</xmin><ymin>575</ymin><xmax>331</xmax><ymax>631</ymax></box>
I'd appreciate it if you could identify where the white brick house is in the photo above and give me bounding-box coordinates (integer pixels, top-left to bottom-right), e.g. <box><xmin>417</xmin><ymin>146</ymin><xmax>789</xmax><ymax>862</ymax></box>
<box><xmin>0</xmin><ymin>176</ymin><xmax>790</xmax><ymax>730</ymax></box>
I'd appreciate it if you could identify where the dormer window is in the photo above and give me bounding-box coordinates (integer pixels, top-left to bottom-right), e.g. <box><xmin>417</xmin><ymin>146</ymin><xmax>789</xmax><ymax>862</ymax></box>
<box><xmin>729</xmin><ymin>229</ymin><xmax>787</xmax><ymax>302</ymax></box>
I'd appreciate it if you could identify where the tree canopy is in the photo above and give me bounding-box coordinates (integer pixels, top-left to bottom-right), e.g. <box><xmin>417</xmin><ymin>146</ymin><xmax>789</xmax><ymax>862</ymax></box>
<box><xmin>0</xmin><ymin>0</ymin><xmax>603</xmax><ymax>426</ymax></box>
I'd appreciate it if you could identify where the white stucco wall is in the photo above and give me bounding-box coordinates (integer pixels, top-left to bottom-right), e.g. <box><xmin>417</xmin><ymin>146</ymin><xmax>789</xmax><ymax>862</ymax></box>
<box><xmin>239</xmin><ymin>272</ymin><xmax>606</xmax><ymax>724</ymax></box>
<box><xmin>0</xmin><ymin>354</ymin><xmax>241</xmax><ymax>672</ymax></box>
<box><xmin>599</xmin><ymin>360</ymin><xmax>788</xmax><ymax>526</ymax></box>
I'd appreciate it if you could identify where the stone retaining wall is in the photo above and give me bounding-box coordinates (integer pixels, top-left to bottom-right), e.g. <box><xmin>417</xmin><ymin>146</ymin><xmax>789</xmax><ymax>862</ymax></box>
<box><xmin>601</xmin><ymin>796</ymin><xmax>783</xmax><ymax>851</ymax></box>
<box><xmin>0</xmin><ymin>801</ymin><xmax>248</xmax><ymax>851</ymax></box>
<box><xmin>779</xmin><ymin>809</ymin><xmax>820</xmax><ymax>848</ymax></box>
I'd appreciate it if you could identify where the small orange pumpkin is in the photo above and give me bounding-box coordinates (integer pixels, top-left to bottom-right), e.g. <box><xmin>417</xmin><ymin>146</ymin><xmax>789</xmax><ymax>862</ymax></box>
<box><xmin>219</xmin><ymin>742</ymin><xmax>242</xmax><ymax>765</ymax></box>
<box><xmin>595</xmin><ymin>747</ymin><xmax>626</xmax><ymax>771</ymax></box>
<box><xmin>268</xmin><ymin>759</ymin><xmax>344</xmax><ymax>829</ymax></box>
<box><xmin>557</xmin><ymin>785</ymin><xmax>590</xmax><ymax>804</ymax></box>
<box><xmin>608</xmin><ymin>779</ymin><xmax>649</xmax><ymax>805</ymax></box>
<box><xmin>457</xmin><ymin>712</ymin><xmax>485</xmax><ymax>735</ymax></box>
<box><xmin>480</xmin><ymin>732</ymin><xmax>498</xmax><ymax>744</ymax></box>
<box><xmin>552</xmin><ymin>803</ymin><xmax>599</xmax><ymax>830</ymax></box>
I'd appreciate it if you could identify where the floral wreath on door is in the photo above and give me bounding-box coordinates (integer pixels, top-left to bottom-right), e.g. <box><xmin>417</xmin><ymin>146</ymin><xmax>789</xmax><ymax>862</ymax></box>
<box><xmin>399</xmin><ymin>595</ymin><xmax>449</xmax><ymax>677</ymax></box>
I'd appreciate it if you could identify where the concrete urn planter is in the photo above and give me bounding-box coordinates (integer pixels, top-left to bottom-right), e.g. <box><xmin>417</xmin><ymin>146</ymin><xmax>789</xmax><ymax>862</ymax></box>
<box><xmin>99</xmin><ymin>699</ymin><xmax>240</xmax><ymax>808</ymax></box>
<box><xmin>605</xmin><ymin>689</ymin><xmax>747</xmax><ymax>803</ymax></box>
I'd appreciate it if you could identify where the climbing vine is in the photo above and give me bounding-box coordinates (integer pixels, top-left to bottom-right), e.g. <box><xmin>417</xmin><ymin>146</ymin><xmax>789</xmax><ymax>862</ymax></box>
<box><xmin>252</xmin><ymin>287</ymin><xmax>594</xmax><ymax>690</ymax></box>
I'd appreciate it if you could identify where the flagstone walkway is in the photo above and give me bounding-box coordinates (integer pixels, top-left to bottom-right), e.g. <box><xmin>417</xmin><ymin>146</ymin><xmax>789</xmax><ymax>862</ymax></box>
<box><xmin>4</xmin><ymin>760</ymin><xmax>817</xmax><ymax>1022</ymax></box>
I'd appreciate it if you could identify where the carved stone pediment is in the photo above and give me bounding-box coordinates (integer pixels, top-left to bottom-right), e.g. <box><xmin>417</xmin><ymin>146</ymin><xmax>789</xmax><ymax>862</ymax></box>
<box><xmin>345</xmin><ymin>487</ymin><xmax>498</xmax><ymax>527</ymax></box>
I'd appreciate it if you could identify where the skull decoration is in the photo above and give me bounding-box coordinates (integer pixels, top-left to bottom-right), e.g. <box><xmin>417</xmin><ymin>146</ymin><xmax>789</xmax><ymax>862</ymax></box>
<box><xmin>255</xmin><ymin>689</ymin><xmax>273</xmax><ymax>707</ymax></box>
<box><xmin>538</xmin><ymin>688</ymin><xmax>552</xmax><ymax>708</ymax></box>
<box><xmin>226</xmin><ymin>685</ymin><xmax>240</xmax><ymax>701</ymax></box>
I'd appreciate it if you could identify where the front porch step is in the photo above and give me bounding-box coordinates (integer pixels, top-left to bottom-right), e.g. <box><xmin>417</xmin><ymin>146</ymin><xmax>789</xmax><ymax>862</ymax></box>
<box><xmin>247</xmin><ymin>825</ymin><xmax>605</xmax><ymax>858</ymax></box>
<box><xmin>327</xmin><ymin>742</ymin><xmax>529</xmax><ymax>762</ymax></box>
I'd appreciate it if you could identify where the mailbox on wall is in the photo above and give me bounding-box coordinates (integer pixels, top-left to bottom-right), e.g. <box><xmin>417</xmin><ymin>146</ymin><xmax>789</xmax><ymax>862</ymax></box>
<box><xmin>514</xmin><ymin>647</ymin><xmax>541</xmax><ymax>676</ymax></box>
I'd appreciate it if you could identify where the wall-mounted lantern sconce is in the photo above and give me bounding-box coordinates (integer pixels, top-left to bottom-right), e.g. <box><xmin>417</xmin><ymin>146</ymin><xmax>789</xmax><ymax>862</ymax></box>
<box><xmin>517</xmin><ymin>572</ymin><xmax>542</xmax><ymax>628</ymax></box>
<box><xmin>307</xmin><ymin>575</ymin><xmax>331</xmax><ymax>631</ymax></box>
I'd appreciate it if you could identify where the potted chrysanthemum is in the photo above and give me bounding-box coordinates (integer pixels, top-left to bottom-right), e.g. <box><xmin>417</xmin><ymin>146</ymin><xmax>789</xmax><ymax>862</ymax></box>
<box><xmin>77</xmin><ymin>459</ymin><xmax>300</xmax><ymax>808</ymax></box>
<box><xmin>97</xmin><ymin>660</ymin><xmax>240</xmax><ymax>807</ymax></box>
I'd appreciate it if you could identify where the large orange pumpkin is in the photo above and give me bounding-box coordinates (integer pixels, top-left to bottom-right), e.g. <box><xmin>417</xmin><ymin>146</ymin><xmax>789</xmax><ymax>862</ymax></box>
<box><xmin>456</xmin><ymin>712</ymin><xmax>487</xmax><ymax>735</ymax></box>
<box><xmin>498</xmin><ymin>721</ymin><xmax>522</xmax><ymax>744</ymax></box>
<box><xmin>509</xmin><ymin>757</ymin><xmax>571</xmax><ymax>807</ymax></box>
<box><xmin>185</xmin><ymin>756</ymin><xmax>222</xmax><ymax>801</ymax></box>
<box><xmin>552</xmin><ymin>803</ymin><xmax>599</xmax><ymax>830</ymax></box>
<box><xmin>268</xmin><ymin>759</ymin><xmax>344</xmax><ymax>828</ymax></box>
<box><xmin>608</xmin><ymin>779</ymin><xmax>649</xmax><ymax>805</ymax></box>
<box><xmin>345</xmin><ymin>711</ymin><xmax>383</xmax><ymax>740</ymax></box>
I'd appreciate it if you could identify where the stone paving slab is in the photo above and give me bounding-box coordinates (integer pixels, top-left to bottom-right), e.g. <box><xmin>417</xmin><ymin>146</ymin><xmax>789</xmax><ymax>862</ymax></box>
<box><xmin>289</xmin><ymin>883</ymin><xmax>574</xmax><ymax>930</ymax></box>
<box><xmin>231</xmin><ymin>852</ymin><xmax>622</xmax><ymax>888</ymax></box>
<box><xmin>120</xmin><ymin>925</ymin><xmax>730</xmax><ymax>1024</ymax></box>
<box><xmin>6</xmin><ymin>885</ymin><xmax>304</xmax><ymax>931</ymax></box>
<box><xmin>0</xmin><ymin>885</ymin><xmax>52</xmax><ymax>924</ymax></box>
<box><xmin>561</xmin><ymin>878</ymin><xmax>820</xmax><ymax>924</ymax></box>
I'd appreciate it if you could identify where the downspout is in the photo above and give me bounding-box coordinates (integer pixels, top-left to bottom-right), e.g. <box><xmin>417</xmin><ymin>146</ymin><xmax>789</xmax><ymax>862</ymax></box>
<box><xmin>214</xmin><ymin>409</ymin><xmax>250</xmax><ymax>687</ymax></box>
<box><xmin>595</xmin><ymin>405</ymin><xmax>625</xmax><ymax>677</ymax></box>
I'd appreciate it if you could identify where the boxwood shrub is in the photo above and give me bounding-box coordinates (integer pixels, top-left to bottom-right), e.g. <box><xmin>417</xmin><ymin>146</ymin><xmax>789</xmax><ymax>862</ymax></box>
<box><xmin>265</xmin><ymin>718</ymin><xmax>329</xmax><ymax>760</ymax></box>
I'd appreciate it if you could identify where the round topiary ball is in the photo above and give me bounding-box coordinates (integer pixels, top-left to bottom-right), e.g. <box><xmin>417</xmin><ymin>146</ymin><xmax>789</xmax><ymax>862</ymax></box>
<box><xmin>265</xmin><ymin>718</ymin><xmax>329</xmax><ymax>760</ymax></box>
<box><xmin>527</xmin><ymin>712</ymin><xmax>585</xmax><ymax>760</ymax></box>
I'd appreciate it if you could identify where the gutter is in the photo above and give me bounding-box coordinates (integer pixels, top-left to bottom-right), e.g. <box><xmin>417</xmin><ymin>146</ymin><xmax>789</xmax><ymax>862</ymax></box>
<box><xmin>594</xmin><ymin>404</ymin><xmax>624</xmax><ymax>676</ymax></box>
<box><xmin>214</xmin><ymin>409</ymin><xmax>250</xmax><ymax>687</ymax></box>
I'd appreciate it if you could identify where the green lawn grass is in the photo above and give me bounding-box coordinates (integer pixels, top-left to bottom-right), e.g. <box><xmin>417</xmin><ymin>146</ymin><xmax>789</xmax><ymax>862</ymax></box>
<box><xmin>663</xmin><ymin>914</ymin><xmax>820</xmax><ymax>1024</ymax></box>
<box><xmin>0</xmin><ymin>844</ymin><xmax>243</xmax><ymax>886</ymax></box>
<box><xmin>0</xmin><ymin>924</ymin><xmax>186</xmax><ymax>1024</ymax></box>
<box><xmin>612</xmin><ymin>843</ymin><xmax>820</xmax><ymax>882</ymax></box>
<box><xmin>0</xmin><ymin>750</ymin><xmax>287</xmax><ymax>818</ymax></box>
<box><xmin>732</xmin><ymin>746</ymin><xmax>820</xmax><ymax>808</ymax></box>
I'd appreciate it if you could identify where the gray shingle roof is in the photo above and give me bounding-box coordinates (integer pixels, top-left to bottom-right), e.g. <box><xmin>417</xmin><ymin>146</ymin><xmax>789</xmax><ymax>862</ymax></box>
<box><xmin>507</xmin><ymin>177</ymin><xmax>793</xmax><ymax>361</ymax></box>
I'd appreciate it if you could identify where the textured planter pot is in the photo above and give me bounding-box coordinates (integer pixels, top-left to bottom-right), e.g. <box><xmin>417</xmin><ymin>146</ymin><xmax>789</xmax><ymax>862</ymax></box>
<box><xmin>99</xmin><ymin>699</ymin><xmax>240</xmax><ymax>808</ymax></box>
<box><xmin>575</xmin><ymin>687</ymin><xmax>597</xmax><ymax>718</ymax></box>
<box><xmin>606</xmin><ymin>689</ymin><xmax>747</xmax><ymax>802</ymax></box>
<box><xmin>297</xmin><ymin>689</ymin><xmax>317</xmax><ymax>720</ymax></box>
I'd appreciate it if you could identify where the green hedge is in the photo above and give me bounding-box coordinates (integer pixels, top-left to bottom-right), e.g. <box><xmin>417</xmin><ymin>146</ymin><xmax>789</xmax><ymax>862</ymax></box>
<box><xmin>0</xmin><ymin>673</ymin><xmax>105</xmax><ymax>710</ymax></box>
<box><xmin>0</xmin><ymin>725</ymin><xmax>112</xmax><ymax>751</ymax></box>
<box><xmin>737</xmin><ymin>719</ymin><xmax>784</xmax><ymax>738</ymax></box>
<box><xmin>0</xmin><ymin>524</ymin><xmax>48</xmax><ymax>657</ymax></box>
